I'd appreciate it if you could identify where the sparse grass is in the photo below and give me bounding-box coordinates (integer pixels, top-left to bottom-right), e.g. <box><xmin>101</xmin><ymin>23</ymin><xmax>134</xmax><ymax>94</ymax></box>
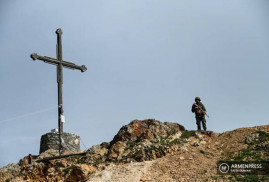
<box><xmin>67</xmin><ymin>155</ymin><xmax>85</xmax><ymax>164</ymax></box>
<box><xmin>168</xmin><ymin>138</ymin><xmax>180</xmax><ymax>145</ymax></box>
<box><xmin>210</xmin><ymin>176</ymin><xmax>218</xmax><ymax>180</ymax></box>
<box><xmin>222</xmin><ymin>146</ymin><xmax>263</xmax><ymax>162</ymax></box>
<box><xmin>233</xmin><ymin>148</ymin><xmax>261</xmax><ymax>162</ymax></box>
<box><xmin>234</xmin><ymin>148</ymin><xmax>252</xmax><ymax>161</ymax></box>
<box><xmin>126</xmin><ymin>141</ymin><xmax>136</xmax><ymax>149</ymax></box>
<box><xmin>218</xmin><ymin>141</ymin><xmax>269</xmax><ymax>182</ymax></box>
<box><xmin>209</xmin><ymin>175</ymin><xmax>267</xmax><ymax>182</ymax></box>
<box><xmin>181</xmin><ymin>131</ymin><xmax>196</xmax><ymax>139</ymax></box>
<box><xmin>255</xmin><ymin>130</ymin><xmax>269</xmax><ymax>143</ymax></box>
<box><xmin>77</xmin><ymin>157</ymin><xmax>83</xmax><ymax>164</ymax></box>
<box><xmin>230</xmin><ymin>174</ymin><xmax>268</xmax><ymax>182</ymax></box>
<box><xmin>252</xmin><ymin>152</ymin><xmax>262</xmax><ymax>161</ymax></box>
<box><xmin>62</xmin><ymin>167</ymin><xmax>72</xmax><ymax>174</ymax></box>
<box><xmin>167</xmin><ymin>130</ymin><xmax>177</xmax><ymax>136</ymax></box>
<box><xmin>228</xmin><ymin>176</ymin><xmax>233</xmax><ymax>180</ymax></box>
<box><xmin>246</xmin><ymin>130</ymin><xmax>269</xmax><ymax>146</ymax></box>
<box><xmin>160</xmin><ymin>136</ymin><xmax>168</xmax><ymax>145</ymax></box>
<box><xmin>93</xmin><ymin>158</ymin><xmax>103</xmax><ymax>166</ymax></box>
<box><xmin>120</xmin><ymin>155</ymin><xmax>128</xmax><ymax>162</ymax></box>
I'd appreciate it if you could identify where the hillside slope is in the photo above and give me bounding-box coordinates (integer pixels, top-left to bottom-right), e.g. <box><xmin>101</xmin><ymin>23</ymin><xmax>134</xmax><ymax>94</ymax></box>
<box><xmin>1</xmin><ymin>119</ymin><xmax>268</xmax><ymax>182</ymax></box>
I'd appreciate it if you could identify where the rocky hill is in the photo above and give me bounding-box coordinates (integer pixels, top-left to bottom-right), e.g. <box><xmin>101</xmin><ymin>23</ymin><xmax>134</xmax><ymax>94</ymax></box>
<box><xmin>0</xmin><ymin>119</ymin><xmax>268</xmax><ymax>182</ymax></box>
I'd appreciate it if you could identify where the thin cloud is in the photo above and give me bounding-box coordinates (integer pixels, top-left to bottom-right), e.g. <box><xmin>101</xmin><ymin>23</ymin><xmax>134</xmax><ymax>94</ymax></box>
<box><xmin>0</xmin><ymin>106</ymin><xmax>57</xmax><ymax>124</ymax></box>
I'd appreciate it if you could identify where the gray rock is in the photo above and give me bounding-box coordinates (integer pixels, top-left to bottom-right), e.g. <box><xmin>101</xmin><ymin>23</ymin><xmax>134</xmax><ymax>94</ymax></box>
<box><xmin>244</xmin><ymin>133</ymin><xmax>260</xmax><ymax>144</ymax></box>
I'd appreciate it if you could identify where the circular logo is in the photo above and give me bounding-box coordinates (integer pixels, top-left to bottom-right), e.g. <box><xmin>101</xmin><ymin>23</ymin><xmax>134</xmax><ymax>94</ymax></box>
<box><xmin>219</xmin><ymin>163</ymin><xmax>229</xmax><ymax>173</ymax></box>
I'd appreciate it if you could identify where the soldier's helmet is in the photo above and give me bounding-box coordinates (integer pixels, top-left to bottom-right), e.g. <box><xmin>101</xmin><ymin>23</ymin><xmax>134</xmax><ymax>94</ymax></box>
<box><xmin>195</xmin><ymin>97</ymin><xmax>201</xmax><ymax>101</ymax></box>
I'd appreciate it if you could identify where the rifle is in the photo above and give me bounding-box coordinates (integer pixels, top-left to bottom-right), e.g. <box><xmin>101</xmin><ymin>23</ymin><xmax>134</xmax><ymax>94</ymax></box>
<box><xmin>195</xmin><ymin>104</ymin><xmax>210</xmax><ymax>118</ymax></box>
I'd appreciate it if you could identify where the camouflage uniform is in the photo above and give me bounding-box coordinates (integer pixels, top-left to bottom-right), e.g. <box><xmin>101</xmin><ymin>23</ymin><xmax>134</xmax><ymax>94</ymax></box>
<box><xmin>192</xmin><ymin>99</ymin><xmax>207</xmax><ymax>131</ymax></box>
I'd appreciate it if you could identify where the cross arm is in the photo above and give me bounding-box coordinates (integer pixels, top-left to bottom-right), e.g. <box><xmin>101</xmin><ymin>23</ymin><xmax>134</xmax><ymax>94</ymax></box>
<box><xmin>30</xmin><ymin>53</ymin><xmax>87</xmax><ymax>72</ymax></box>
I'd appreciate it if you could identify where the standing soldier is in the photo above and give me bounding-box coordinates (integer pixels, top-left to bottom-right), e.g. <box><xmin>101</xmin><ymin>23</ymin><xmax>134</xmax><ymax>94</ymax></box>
<box><xmin>192</xmin><ymin>97</ymin><xmax>207</xmax><ymax>131</ymax></box>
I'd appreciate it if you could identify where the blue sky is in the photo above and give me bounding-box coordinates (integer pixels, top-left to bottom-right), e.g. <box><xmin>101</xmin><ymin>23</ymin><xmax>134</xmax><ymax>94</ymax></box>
<box><xmin>0</xmin><ymin>0</ymin><xmax>268</xmax><ymax>167</ymax></box>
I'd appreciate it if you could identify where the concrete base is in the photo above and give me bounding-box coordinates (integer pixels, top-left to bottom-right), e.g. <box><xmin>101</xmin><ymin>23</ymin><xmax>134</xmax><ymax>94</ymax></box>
<box><xmin>40</xmin><ymin>132</ymin><xmax>80</xmax><ymax>154</ymax></box>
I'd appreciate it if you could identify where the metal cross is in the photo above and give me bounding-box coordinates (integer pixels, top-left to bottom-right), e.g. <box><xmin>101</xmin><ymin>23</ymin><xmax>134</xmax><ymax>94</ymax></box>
<box><xmin>30</xmin><ymin>28</ymin><xmax>87</xmax><ymax>155</ymax></box>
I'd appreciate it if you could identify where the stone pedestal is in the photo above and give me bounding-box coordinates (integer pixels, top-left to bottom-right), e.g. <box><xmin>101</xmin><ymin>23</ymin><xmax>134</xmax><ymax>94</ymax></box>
<box><xmin>40</xmin><ymin>132</ymin><xmax>80</xmax><ymax>154</ymax></box>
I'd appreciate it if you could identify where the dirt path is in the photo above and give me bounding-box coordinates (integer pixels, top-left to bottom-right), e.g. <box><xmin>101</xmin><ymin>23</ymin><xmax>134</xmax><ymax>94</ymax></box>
<box><xmin>87</xmin><ymin>160</ymin><xmax>154</xmax><ymax>182</ymax></box>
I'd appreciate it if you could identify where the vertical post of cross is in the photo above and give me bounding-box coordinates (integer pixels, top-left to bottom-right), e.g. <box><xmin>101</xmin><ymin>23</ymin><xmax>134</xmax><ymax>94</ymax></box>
<box><xmin>56</xmin><ymin>28</ymin><xmax>63</xmax><ymax>155</ymax></box>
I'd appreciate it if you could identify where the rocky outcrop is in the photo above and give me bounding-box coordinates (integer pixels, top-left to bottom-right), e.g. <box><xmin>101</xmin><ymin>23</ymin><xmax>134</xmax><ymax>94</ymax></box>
<box><xmin>0</xmin><ymin>163</ymin><xmax>21</xmax><ymax>181</ymax></box>
<box><xmin>83</xmin><ymin>119</ymin><xmax>186</xmax><ymax>163</ymax></box>
<box><xmin>0</xmin><ymin>119</ymin><xmax>187</xmax><ymax>181</ymax></box>
<box><xmin>111</xmin><ymin>119</ymin><xmax>185</xmax><ymax>145</ymax></box>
